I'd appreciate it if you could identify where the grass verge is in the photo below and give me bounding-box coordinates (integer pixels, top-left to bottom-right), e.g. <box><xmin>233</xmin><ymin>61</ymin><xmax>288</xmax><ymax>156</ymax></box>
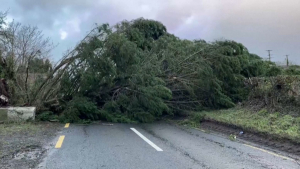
<box><xmin>197</xmin><ymin>108</ymin><xmax>300</xmax><ymax>143</ymax></box>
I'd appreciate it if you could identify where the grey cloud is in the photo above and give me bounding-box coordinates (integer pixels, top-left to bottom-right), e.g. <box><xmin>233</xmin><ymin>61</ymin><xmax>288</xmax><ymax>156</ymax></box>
<box><xmin>14</xmin><ymin>0</ymin><xmax>95</xmax><ymax>11</ymax></box>
<box><xmin>1</xmin><ymin>0</ymin><xmax>299</xmax><ymax>64</ymax></box>
<box><xmin>211</xmin><ymin>0</ymin><xmax>300</xmax><ymax>63</ymax></box>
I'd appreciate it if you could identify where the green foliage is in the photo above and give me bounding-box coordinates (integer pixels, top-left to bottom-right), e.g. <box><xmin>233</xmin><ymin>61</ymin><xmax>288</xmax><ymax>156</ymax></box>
<box><xmin>32</xmin><ymin>58</ymin><xmax>52</xmax><ymax>73</ymax></box>
<box><xmin>59</xmin><ymin>22</ymin><xmax>172</xmax><ymax>123</ymax></box>
<box><xmin>177</xmin><ymin>112</ymin><xmax>206</xmax><ymax>128</ymax></box>
<box><xmin>242</xmin><ymin>54</ymin><xmax>266</xmax><ymax>77</ymax></box>
<box><xmin>59</xmin><ymin>97</ymin><xmax>99</xmax><ymax>123</ymax></box>
<box><xmin>116</xmin><ymin>18</ymin><xmax>166</xmax><ymax>50</ymax></box>
<box><xmin>258</xmin><ymin>109</ymin><xmax>268</xmax><ymax>116</ymax></box>
<box><xmin>229</xmin><ymin>134</ymin><xmax>237</xmax><ymax>141</ymax></box>
<box><xmin>7</xmin><ymin>14</ymin><xmax>287</xmax><ymax>123</ymax></box>
<box><xmin>204</xmin><ymin>108</ymin><xmax>300</xmax><ymax>142</ymax></box>
<box><xmin>133</xmin><ymin>112</ymin><xmax>155</xmax><ymax>123</ymax></box>
<box><xmin>276</xmin><ymin>115</ymin><xmax>294</xmax><ymax>130</ymax></box>
<box><xmin>0</xmin><ymin>55</ymin><xmax>15</xmax><ymax>80</ymax></box>
<box><xmin>192</xmin><ymin>113</ymin><xmax>205</xmax><ymax>123</ymax></box>
<box><xmin>57</xmin><ymin>18</ymin><xmax>280</xmax><ymax>123</ymax></box>
<box><xmin>246</xmin><ymin>76</ymin><xmax>300</xmax><ymax>112</ymax></box>
<box><xmin>284</xmin><ymin>66</ymin><xmax>300</xmax><ymax>75</ymax></box>
<box><xmin>37</xmin><ymin>111</ymin><xmax>58</xmax><ymax>121</ymax></box>
<box><xmin>59</xmin><ymin>107</ymin><xmax>81</xmax><ymax>123</ymax></box>
<box><xmin>201</xmin><ymin>40</ymin><xmax>254</xmax><ymax>103</ymax></box>
<box><xmin>0</xmin><ymin>14</ymin><xmax>55</xmax><ymax>107</ymax></box>
<box><xmin>265</xmin><ymin>63</ymin><xmax>282</xmax><ymax>76</ymax></box>
<box><xmin>17</xmin><ymin>58</ymin><xmax>52</xmax><ymax>73</ymax></box>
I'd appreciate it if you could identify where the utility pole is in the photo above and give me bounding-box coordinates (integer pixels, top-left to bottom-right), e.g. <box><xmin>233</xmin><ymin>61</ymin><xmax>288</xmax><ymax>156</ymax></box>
<box><xmin>266</xmin><ymin>50</ymin><xmax>272</xmax><ymax>62</ymax></box>
<box><xmin>285</xmin><ymin>55</ymin><xmax>289</xmax><ymax>67</ymax></box>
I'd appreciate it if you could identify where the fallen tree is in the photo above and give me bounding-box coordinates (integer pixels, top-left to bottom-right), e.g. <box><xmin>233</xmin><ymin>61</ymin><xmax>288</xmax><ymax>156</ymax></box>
<box><xmin>1</xmin><ymin>14</ymin><xmax>278</xmax><ymax>122</ymax></box>
<box><xmin>50</xmin><ymin>18</ymin><xmax>272</xmax><ymax>122</ymax></box>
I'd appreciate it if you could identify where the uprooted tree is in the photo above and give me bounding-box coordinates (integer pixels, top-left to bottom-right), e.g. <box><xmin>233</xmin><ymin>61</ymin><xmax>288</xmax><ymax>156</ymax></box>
<box><xmin>0</xmin><ymin>15</ymin><xmax>281</xmax><ymax>122</ymax></box>
<box><xmin>46</xmin><ymin>18</ymin><xmax>274</xmax><ymax>122</ymax></box>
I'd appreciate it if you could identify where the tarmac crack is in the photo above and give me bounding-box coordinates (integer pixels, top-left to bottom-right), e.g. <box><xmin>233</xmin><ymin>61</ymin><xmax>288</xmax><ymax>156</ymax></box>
<box><xmin>140</xmin><ymin>125</ymin><xmax>211</xmax><ymax>169</ymax></box>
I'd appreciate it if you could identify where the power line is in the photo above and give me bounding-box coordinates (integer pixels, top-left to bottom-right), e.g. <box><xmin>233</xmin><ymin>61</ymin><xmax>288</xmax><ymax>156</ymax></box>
<box><xmin>266</xmin><ymin>50</ymin><xmax>272</xmax><ymax>62</ymax></box>
<box><xmin>285</xmin><ymin>55</ymin><xmax>289</xmax><ymax>67</ymax></box>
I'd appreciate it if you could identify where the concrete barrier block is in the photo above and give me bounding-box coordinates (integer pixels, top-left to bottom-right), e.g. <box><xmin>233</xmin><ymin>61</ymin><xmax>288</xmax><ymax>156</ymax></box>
<box><xmin>8</xmin><ymin>107</ymin><xmax>36</xmax><ymax>121</ymax></box>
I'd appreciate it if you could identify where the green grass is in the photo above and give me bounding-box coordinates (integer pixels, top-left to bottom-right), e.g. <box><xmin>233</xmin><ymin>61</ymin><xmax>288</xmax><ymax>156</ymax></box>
<box><xmin>178</xmin><ymin>113</ymin><xmax>206</xmax><ymax>128</ymax></box>
<box><xmin>0</xmin><ymin>109</ymin><xmax>8</xmax><ymax>121</ymax></box>
<box><xmin>0</xmin><ymin>122</ymin><xmax>40</xmax><ymax>136</ymax></box>
<box><xmin>197</xmin><ymin>108</ymin><xmax>300</xmax><ymax>142</ymax></box>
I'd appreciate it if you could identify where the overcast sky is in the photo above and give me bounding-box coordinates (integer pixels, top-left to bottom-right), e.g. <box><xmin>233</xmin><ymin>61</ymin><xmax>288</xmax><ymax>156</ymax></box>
<box><xmin>1</xmin><ymin>0</ymin><xmax>299</xmax><ymax>64</ymax></box>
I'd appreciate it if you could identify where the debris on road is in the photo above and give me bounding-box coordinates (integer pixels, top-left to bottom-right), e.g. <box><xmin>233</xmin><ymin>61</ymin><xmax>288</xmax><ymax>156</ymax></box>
<box><xmin>229</xmin><ymin>134</ymin><xmax>237</xmax><ymax>141</ymax></box>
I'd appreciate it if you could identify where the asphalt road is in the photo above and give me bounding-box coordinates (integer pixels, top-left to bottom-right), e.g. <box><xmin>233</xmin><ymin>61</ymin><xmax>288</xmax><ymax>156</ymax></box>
<box><xmin>38</xmin><ymin>122</ymin><xmax>300</xmax><ymax>169</ymax></box>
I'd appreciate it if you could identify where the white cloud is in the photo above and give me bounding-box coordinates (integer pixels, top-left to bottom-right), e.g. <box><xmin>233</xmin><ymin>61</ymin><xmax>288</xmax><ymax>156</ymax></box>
<box><xmin>2</xmin><ymin>15</ymin><xmax>14</xmax><ymax>29</ymax></box>
<box><xmin>66</xmin><ymin>18</ymin><xmax>81</xmax><ymax>33</ymax></box>
<box><xmin>59</xmin><ymin>29</ymin><xmax>68</xmax><ymax>40</ymax></box>
<box><xmin>185</xmin><ymin>15</ymin><xmax>195</xmax><ymax>25</ymax></box>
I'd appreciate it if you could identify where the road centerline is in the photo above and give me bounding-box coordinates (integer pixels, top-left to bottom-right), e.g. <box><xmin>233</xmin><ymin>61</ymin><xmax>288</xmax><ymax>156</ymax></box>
<box><xmin>130</xmin><ymin>128</ymin><xmax>163</xmax><ymax>151</ymax></box>
<box><xmin>64</xmin><ymin>123</ymin><xmax>70</xmax><ymax>128</ymax></box>
<box><xmin>243</xmin><ymin>144</ymin><xmax>294</xmax><ymax>161</ymax></box>
<box><xmin>55</xmin><ymin>135</ymin><xmax>65</xmax><ymax>148</ymax></box>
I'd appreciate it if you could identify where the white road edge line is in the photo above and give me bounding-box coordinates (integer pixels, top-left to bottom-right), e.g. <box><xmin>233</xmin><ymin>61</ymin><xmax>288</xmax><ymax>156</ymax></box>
<box><xmin>130</xmin><ymin>128</ymin><xmax>163</xmax><ymax>152</ymax></box>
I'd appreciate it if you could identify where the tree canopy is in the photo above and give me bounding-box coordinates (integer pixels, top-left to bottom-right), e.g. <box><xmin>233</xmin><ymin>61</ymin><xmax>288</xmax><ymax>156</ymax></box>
<box><xmin>53</xmin><ymin>18</ymin><xmax>278</xmax><ymax>122</ymax></box>
<box><xmin>1</xmin><ymin>15</ymin><xmax>287</xmax><ymax>122</ymax></box>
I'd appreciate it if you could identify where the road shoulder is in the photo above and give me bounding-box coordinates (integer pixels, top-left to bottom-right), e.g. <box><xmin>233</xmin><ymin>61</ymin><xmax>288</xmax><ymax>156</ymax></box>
<box><xmin>0</xmin><ymin>122</ymin><xmax>62</xmax><ymax>169</ymax></box>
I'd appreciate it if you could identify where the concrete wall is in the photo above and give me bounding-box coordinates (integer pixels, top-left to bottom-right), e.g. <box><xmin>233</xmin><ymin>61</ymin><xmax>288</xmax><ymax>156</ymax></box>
<box><xmin>0</xmin><ymin>107</ymin><xmax>36</xmax><ymax>121</ymax></box>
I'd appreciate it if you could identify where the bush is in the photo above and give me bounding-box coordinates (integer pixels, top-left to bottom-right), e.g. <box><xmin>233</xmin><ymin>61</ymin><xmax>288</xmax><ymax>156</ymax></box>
<box><xmin>192</xmin><ymin>113</ymin><xmax>205</xmax><ymax>123</ymax></box>
<box><xmin>284</xmin><ymin>66</ymin><xmax>300</xmax><ymax>75</ymax></box>
<box><xmin>59</xmin><ymin>98</ymin><xmax>138</xmax><ymax>123</ymax></box>
<box><xmin>133</xmin><ymin>112</ymin><xmax>155</xmax><ymax>123</ymax></box>
<box><xmin>37</xmin><ymin>111</ymin><xmax>58</xmax><ymax>121</ymax></box>
<box><xmin>265</xmin><ymin>66</ymin><xmax>282</xmax><ymax>77</ymax></box>
<box><xmin>59</xmin><ymin>97</ymin><xmax>100</xmax><ymax>123</ymax></box>
<box><xmin>59</xmin><ymin>107</ymin><xmax>81</xmax><ymax>123</ymax></box>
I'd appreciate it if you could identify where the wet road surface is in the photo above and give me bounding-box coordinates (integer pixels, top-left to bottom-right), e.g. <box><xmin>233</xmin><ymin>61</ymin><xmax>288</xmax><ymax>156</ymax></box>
<box><xmin>38</xmin><ymin>122</ymin><xmax>300</xmax><ymax>169</ymax></box>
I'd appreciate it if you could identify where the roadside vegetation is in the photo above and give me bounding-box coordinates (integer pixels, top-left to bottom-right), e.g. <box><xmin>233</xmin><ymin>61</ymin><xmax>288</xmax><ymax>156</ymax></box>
<box><xmin>183</xmin><ymin>74</ymin><xmax>300</xmax><ymax>142</ymax></box>
<box><xmin>201</xmin><ymin>108</ymin><xmax>300</xmax><ymax>142</ymax></box>
<box><xmin>0</xmin><ymin>10</ymin><xmax>300</xmax><ymax>144</ymax></box>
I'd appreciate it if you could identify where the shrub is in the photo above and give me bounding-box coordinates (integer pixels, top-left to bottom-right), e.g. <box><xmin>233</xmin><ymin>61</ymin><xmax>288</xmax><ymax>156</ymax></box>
<box><xmin>265</xmin><ymin>65</ymin><xmax>282</xmax><ymax>77</ymax></box>
<box><xmin>133</xmin><ymin>112</ymin><xmax>155</xmax><ymax>123</ymax></box>
<box><xmin>192</xmin><ymin>113</ymin><xmax>205</xmax><ymax>123</ymax></box>
<box><xmin>59</xmin><ymin>97</ymin><xmax>99</xmax><ymax>123</ymax></box>
<box><xmin>59</xmin><ymin>107</ymin><xmax>81</xmax><ymax>123</ymax></box>
<box><xmin>37</xmin><ymin>111</ymin><xmax>58</xmax><ymax>121</ymax></box>
<box><xmin>284</xmin><ymin>66</ymin><xmax>300</xmax><ymax>75</ymax></box>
